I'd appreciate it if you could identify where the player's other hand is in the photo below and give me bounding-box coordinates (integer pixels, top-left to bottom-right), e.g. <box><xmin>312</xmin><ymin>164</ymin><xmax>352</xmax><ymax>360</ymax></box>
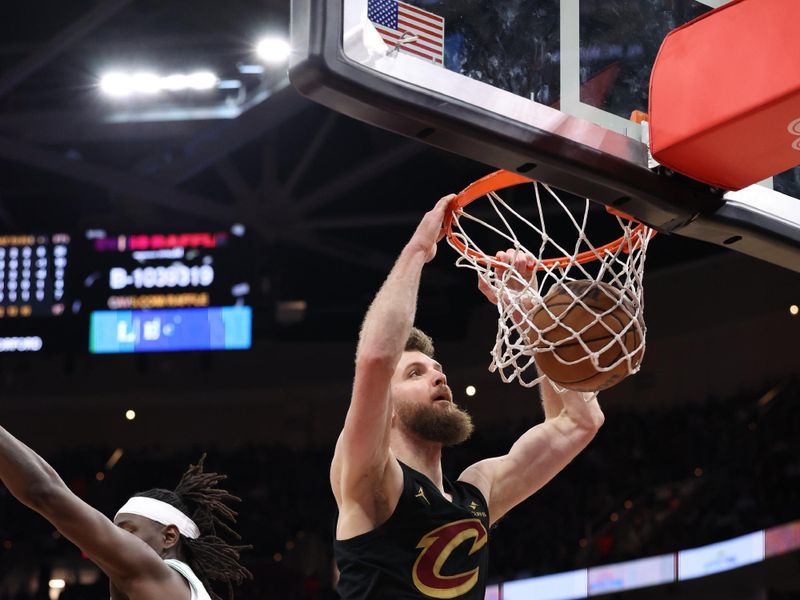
<box><xmin>409</xmin><ymin>195</ymin><xmax>455</xmax><ymax>263</ymax></box>
<box><xmin>477</xmin><ymin>248</ymin><xmax>538</xmax><ymax>305</ymax></box>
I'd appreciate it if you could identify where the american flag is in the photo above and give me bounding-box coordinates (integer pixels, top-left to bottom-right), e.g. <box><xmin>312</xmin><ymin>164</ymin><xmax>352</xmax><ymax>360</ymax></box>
<box><xmin>368</xmin><ymin>0</ymin><xmax>445</xmax><ymax>66</ymax></box>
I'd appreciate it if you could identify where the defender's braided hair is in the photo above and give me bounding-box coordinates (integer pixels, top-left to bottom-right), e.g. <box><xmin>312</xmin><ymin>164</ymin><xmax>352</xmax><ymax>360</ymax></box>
<box><xmin>135</xmin><ymin>455</ymin><xmax>252</xmax><ymax>600</ymax></box>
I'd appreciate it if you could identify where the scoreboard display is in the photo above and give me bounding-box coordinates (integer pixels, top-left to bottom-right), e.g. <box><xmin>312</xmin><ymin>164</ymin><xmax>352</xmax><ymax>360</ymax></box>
<box><xmin>84</xmin><ymin>226</ymin><xmax>252</xmax><ymax>354</ymax></box>
<box><xmin>0</xmin><ymin>234</ymin><xmax>71</xmax><ymax>353</ymax></box>
<box><xmin>0</xmin><ymin>226</ymin><xmax>253</xmax><ymax>354</ymax></box>
<box><xmin>0</xmin><ymin>234</ymin><xmax>70</xmax><ymax>318</ymax></box>
<box><xmin>83</xmin><ymin>228</ymin><xmax>249</xmax><ymax>310</ymax></box>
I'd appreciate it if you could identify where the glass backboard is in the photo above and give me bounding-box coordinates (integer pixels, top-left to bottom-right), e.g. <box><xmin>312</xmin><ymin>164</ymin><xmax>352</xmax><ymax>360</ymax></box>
<box><xmin>290</xmin><ymin>0</ymin><xmax>800</xmax><ymax>272</ymax></box>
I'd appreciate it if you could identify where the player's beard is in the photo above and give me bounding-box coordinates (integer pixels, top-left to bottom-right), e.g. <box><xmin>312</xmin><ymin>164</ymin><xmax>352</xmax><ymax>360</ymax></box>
<box><xmin>395</xmin><ymin>399</ymin><xmax>474</xmax><ymax>447</ymax></box>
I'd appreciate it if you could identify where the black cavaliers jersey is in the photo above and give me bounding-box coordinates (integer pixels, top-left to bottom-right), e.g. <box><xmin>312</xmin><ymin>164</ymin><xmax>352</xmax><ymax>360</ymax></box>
<box><xmin>334</xmin><ymin>461</ymin><xmax>491</xmax><ymax>600</ymax></box>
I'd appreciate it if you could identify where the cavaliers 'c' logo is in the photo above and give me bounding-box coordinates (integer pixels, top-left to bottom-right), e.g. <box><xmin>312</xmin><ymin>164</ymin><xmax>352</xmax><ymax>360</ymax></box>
<box><xmin>412</xmin><ymin>518</ymin><xmax>488</xmax><ymax>599</ymax></box>
<box><xmin>789</xmin><ymin>118</ymin><xmax>800</xmax><ymax>151</ymax></box>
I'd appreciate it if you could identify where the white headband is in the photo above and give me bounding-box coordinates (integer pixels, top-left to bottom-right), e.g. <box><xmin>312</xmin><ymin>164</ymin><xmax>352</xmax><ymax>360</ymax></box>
<box><xmin>116</xmin><ymin>497</ymin><xmax>201</xmax><ymax>540</ymax></box>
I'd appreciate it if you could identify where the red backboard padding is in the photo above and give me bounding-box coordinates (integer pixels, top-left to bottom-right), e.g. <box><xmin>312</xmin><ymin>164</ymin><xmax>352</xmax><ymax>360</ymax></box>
<box><xmin>649</xmin><ymin>0</ymin><xmax>800</xmax><ymax>191</ymax></box>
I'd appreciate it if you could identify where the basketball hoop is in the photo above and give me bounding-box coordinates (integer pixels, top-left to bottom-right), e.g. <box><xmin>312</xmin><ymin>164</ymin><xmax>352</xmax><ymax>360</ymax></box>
<box><xmin>445</xmin><ymin>170</ymin><xmax>656</xmax><ymax>389</ymax></box>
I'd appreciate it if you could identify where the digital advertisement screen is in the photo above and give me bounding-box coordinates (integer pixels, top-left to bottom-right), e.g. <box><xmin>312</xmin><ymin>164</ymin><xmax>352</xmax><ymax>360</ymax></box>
<box><xmin>487</xmin><ymin>522</ymin><xmax>800</xmax><ymax>598</ymax></box>
<box><xmin>90</xmin><ymin>306</ymin><xmax>252</xmax><ymax>353</ymax></box>
<box><xmin>588</xmin><ymin>554</ymin><xmax>675</xmax><ymax>595</ymax></box>
<box><xmin>765</xmin><ymin>520</ymin><xmax>800</xmax><ymax>558</ymax></box>
<box><xmin>677</xmin><ymin>531</ymin><xmax>764</xmax><ymax>581</ymax></box>
<box><xmin>83</xmin><ymin>226</ymin><xmax>253</xmax><ymax>354</ymax></box>
<box><xmin>503</xmin><ymin>569</ymin><xmax>588</xmax><ymax>600</ymax></box>
<box><xmin>82</xmin><ymin>227</ymin><xmax>249</xmax><ymax>310</ymax></box>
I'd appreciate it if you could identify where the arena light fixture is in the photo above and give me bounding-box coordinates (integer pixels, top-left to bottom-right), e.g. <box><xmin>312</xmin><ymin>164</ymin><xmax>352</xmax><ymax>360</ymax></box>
<box><xmin>186</xmin><ymin>71</ymin><xmax>218</xmax><ymax>90</ymax></box>
<box><xmin>130</xmin><ymin>72</ymin><xmax>161</xmax><ymax>95</ymax></box>
<box><xmin>238</xmin><ymin>64</ymin><xmax>265</xmax><ymax>74</ymax></box>
<box><xmin>160</xmin><ymin>73</ymin><xmax>190</xmax><ymax>92</ymax></box>
<box><xmin>99</xmin><ymin>70</ymin><xmax>220</xmax><ymax>98</ymax></box>
<box><xmin>105</xmin><ymin>447</ymin><xmax>124</xmax><ymax>470</ymax></box>
<box><xmin>256</xmin><ymin>36</ymin><xmax>291</xmax><ymax>64</ymax></box>
<box><xmin>218</xmin><ymin>79</ymin><xmax>243</xmax><ymax>90</ymax></box>
<box><xmin>99</xmin><ymin>72</ymin><xmax>133</xmax><ymax>98</ymax></box>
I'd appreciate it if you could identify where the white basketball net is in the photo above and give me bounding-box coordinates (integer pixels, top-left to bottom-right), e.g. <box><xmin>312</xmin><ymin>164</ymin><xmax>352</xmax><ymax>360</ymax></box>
<box><xmin>447</xmin><ymin>177</ymin><xmax>654</xmax><ymax>388</ymax></box>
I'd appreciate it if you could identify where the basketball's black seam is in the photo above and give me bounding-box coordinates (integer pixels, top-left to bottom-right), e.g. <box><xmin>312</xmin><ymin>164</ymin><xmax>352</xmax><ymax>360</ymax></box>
<box><xmin>540</xmin><ymin>312</ymin><xmax>639</xmax><ymax>385</ymax></box>
<box><xmin>532</xmin><ymin>301</ymin><xmax>635</xmax><ymax>349</ymax></box>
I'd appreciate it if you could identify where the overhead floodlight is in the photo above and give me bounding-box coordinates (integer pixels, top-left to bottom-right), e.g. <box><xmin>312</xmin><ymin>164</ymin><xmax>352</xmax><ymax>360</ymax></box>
<box><xmin>130</xmin><ymin>72</ymin><xmax>161</xmax><ymax>95</ymax></box>
<box><xmin>160</xmin><ymin>73</ymin><xmax>189</xmax><ymax>92</ymax></box>
<box><xmin>256</xmin><ymin>37</ymin><xmax>291</xmax><ymax>64</ymax></box>
<box><xmin>100</xmin><ymin>70</ymin><xmax>220</xmax><ymax>98</ymax></box>
<box><xmin>186</xmin><ymin>71</ymin><xmax>218</xmax><ymax>90</ymax></box>
<box><xmin>99</xmin><ymin>72</ymin><xmax>133</xmax><ymax>98</ymax></box>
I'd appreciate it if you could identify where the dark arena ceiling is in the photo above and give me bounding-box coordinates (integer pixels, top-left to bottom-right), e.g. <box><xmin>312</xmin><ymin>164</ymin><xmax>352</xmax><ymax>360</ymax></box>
<box><xmin>0</xmin><ymin>0</ymin><xmax>747</xmax><ymax>351</ymax></box>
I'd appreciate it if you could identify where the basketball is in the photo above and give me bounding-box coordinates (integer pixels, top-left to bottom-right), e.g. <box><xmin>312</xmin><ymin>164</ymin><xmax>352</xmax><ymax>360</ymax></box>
<box><xmin>529</xmin><ymin>280</ymin><xmax>644</xmax><ymax>392</ymax></box>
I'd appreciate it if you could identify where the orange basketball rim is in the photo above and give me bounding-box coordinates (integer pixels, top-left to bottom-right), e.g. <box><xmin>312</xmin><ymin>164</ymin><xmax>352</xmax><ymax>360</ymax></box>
<box><xmin>444</xmin><ymin>170</ymin><xmax>656</xmax><ymax>269</ymax></box>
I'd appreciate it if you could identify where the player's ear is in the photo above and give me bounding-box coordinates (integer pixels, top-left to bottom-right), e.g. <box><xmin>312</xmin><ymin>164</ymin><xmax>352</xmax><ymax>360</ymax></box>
<box><xmin>163</xmin><ymin>524</ymin><xmax>181</xmax><ymax>550</ymax></box>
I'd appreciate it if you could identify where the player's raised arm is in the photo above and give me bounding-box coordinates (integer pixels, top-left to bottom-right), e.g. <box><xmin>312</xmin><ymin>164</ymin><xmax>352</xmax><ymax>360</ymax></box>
<box><xmin>0</xmin><ymin>425</ymin><xmax>185</xmax><ymax>596</ymax></box>
<box><xmin>462</xmin><ymin>249</ymin><xmax>605</xmax><ymax>524</ymax></box>
<box><xmin>331</xmin><ymin>195</ymin><xmax>453</xmax><ymax>533</ymax></box>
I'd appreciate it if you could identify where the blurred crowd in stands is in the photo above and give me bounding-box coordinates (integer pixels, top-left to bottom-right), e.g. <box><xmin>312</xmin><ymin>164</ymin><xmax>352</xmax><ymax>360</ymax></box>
<box><xmin>0</xmin><ymin>376</ymin><xmax>797</xmax><ymax>599</ymax></box>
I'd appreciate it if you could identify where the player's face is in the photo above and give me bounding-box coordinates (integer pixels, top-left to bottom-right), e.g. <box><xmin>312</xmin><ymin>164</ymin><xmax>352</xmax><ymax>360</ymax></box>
<box><xmin>393</xmin><ymin>351</ymin><xmax>450</xmax><ymax>405</ymax></box>
<box><xmin>114</xmin><ymin>513</ymin><xmax>170</xmax><ymax>555</ymax></box>
<box><xmin>391</xmin><ymin>351</ymin><xmax>473</xmax><ymax>445</ymax></box>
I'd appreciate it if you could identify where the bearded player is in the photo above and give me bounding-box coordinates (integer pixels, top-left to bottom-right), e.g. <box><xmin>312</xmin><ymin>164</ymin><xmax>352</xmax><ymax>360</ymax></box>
<box><xmin>331</xmin><ymin>196</ymin><xmax>605</xmax><ymax>599</ymax></box>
